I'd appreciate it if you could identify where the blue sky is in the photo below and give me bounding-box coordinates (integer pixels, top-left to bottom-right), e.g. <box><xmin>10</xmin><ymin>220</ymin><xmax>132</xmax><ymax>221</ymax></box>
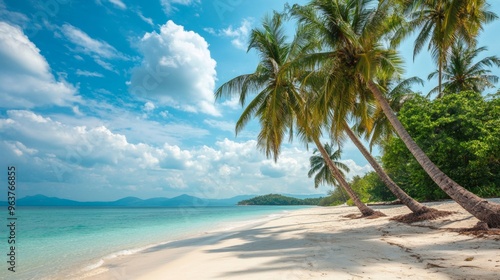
<box><xmin>0</xmin><ymin>0</ymin><xmax>499</xmax><ymax>201</ymax></box>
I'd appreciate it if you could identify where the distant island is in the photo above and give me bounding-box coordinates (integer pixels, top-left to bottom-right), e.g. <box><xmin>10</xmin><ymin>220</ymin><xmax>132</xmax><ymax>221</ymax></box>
<box><xmin>238</xmin><ymin>194</ymin><xmax>323</xmax><ymax>206</ymax></box>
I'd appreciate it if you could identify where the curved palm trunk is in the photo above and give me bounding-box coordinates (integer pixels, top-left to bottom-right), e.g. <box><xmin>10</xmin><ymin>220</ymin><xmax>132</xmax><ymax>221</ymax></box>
<box><xmin>312</xmin><ymin>136</ymin><xmax>375</xmax><ymax>216</ymax></box>
<box><xmin>438</xmin><ymin>58</ymin><xmax>442</xmax><ymax>96</ymax></box>
<box><xmin>343</xmin><ymin>122</ymin><xmax>431</xmax><ymax>214</ymax></box>
<box><xmin>368</xmin><ymin>80</ymin><xmax>500</xmax><ymax>227</ymax></box>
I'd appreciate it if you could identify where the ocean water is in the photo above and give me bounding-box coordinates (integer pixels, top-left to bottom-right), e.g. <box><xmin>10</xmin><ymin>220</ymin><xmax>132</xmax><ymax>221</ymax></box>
<box><xmin>2</xmin><ymin>205</ymin><xmax>307</xmax><ymax>280</ymax></box>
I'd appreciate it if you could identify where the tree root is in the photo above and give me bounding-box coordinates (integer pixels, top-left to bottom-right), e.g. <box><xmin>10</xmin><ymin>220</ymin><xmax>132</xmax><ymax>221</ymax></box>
<box><xmin>391</xmin><ymin>208</ymin><xmax>454</xmax><ymax>223</ymax></box>
<box><xmin>454</xmin><ymin>222</ymin><xmax>500</xmax><ymax>239</ymax></box>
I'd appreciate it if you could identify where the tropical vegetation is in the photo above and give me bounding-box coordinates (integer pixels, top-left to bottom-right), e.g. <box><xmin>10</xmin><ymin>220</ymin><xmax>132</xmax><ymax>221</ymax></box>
<box><xmin>382</xmin><ymin>91</ymin><xmax>500</xmax><ymax>200</ymax></box>
<box><xmin>238</xmin><ymin>194</ymin><xmax>323</xmax><ymax>205</ymax></box>
<box><xmin>215</xmin><ymin>0</ymin><xmax>500</xmax><ymax>228</ymax></box>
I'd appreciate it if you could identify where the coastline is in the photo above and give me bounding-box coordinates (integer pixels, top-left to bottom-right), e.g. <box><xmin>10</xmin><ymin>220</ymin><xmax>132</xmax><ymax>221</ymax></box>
<box><xmin>77</xmin><ymin>200</ymin><xmax>500</xmax><ymax>280</ymax></box>
<box><xmin>49</xmin><ymin>206</ymin><xmax>300</xmax><ymax>280</ymax></box>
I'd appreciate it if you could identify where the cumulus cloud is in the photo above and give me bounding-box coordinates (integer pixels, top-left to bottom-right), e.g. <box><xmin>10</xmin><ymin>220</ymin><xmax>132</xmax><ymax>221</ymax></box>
<box><xmin>130</xmin><ymin>20</ymin><xmax>219</xmax><ymax>116</ymax></box>
<box><xmin>340</xmin><ymin>159</ymin><xmax>374</xmax><ymax>180</ymax></box>
<box><xmin>143</xmin><ymin>101</ymin><xmax>155</xmax><ymax>112</ymax></box>
<box><xmin>205</xmin><ymin>18</ymin><xmax>253</xmax><ymax>50</ymax></box>
<box><xmin>1</xmin><ymin>110</ymin><xmax>374</xmax><ymax>200</ymax></box>
<box><xmin>0</xmin><ymin>22</ymin><xmax>79</xmax><ymax>108</ymax></box>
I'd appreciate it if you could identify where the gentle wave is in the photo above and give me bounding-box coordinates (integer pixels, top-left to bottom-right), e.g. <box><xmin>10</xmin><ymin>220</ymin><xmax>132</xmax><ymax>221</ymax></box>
<box><xmin>82</xmin><ymin>240</ymin><xmax>174</xmax><ymax>272</ymax></box>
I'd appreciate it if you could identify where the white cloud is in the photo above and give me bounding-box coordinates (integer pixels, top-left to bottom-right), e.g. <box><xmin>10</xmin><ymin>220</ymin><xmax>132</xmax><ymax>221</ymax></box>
<box><xmin>76</xmin><ymin>69</ymin><xmax>103</xmax><ymax>77</ymax></box>
<box><xmin>0</xmin><ymin>110</ymin><xmax>322</xmax><ymax>199</ymax></box>
<box><xmin>159</xmin><ymin>110</ymin><xmax>170</xmax><ymax>118</ymax></box>
<box><xmin>94</xmin><ymin>58</ymin><xmax>116</xmax><ymax>72</ymax></box>
<box><xmin>160</xmin><ymin>0</ymin><xmax>196</xmax><ymax>14</ymax></box>
<box><xmin>109</xmin><ymin>0</ymin><xmax>126</xmax><ymax>9</ymax></box>
<box><xmin>206</xmin><ymin>18</ymin><xmax>253</xmax><ymax>50</ymax></box>
<box><xmin>203</xmin><ymin>119</ymin><xmax>235</xmax><ymax>133</ymax></box>
<box><xmin>220</xmin><ymin>96</ymin><xmax>241</xmax><ymax>110</ymax></box>
<box><xmin>61</xmin><ymin>24</ymin><xmax>126</xmax><ymax>71</ymax></box>
<box><xmin>0</xmin><ymin>1</ymin><xmax>29</xmax><ymax>27</ymax></box>
<box><xmin>1</xmin><ymin>110</ymin><xmax>374</xmax><ymax>200</ymax></box>
<box><xmin>340</xmin><ymin>159</ymin><xmax>374</xmax><ymax>180</ymax></box>
<box><xmin>130</xmin><ymin>20</ymin><xmax>219</xmax><ymax>116</ymax></box>
<box><xmin>137</xmin><ymin>11</ymin><xmax>154</xmax><ymax>26</ymax></box>
<box><xmin>0</xmin><ymin>22</ymin><xmax>79</xmax><ymax>108</ymax></box>
<box><xmin>61</xmin><ymin>24</ymin><xmax>123</xmax><ymax>59</ymax></box>
<box><xmin>143</xmin><ymin>101</ymin><xmax>155</xmax><ymax>112</ymax></box>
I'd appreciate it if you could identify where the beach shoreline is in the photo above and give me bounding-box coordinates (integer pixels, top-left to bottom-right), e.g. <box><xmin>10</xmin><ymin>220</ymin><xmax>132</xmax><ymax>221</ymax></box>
<box><xmin>73</xmin><ymin>199</ymin><xmax>500</xmax><ymax>280</ymax></box>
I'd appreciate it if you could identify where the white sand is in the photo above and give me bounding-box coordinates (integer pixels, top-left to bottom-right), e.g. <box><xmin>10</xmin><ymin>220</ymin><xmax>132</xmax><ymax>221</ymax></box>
<box><xmin>83</xmin><ymin>200</ymin><xmax>500</xmax><ymax>280</ymax></box>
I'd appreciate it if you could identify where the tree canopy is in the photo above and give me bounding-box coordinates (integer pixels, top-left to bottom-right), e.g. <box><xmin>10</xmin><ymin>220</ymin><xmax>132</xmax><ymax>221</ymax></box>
<box><xmin>382</xmin><ymin>91</ymin><xmax>500</xmax><ymax>200</ymax></box>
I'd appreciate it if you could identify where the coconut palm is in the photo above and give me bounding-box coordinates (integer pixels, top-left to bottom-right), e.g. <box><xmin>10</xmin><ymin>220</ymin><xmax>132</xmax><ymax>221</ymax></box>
<box><xmin>397</xmin><ymin>0</ymin><xmax>497</xmax><ymax>96</ymax></box>
<box><xmin>428</xmin><ymin>42</ymin><xmax>500</xmax><ymax>97</ymax></box>
<box><xmin>293</xmin><ymin>0</ymin><xmax>500</xmax><ymax>227</ymax></box>
<box><xmin>365</xmin><ymin>77</ymin><xmax>423</xmax><ymax>151</ymax></box>
<box><xmin>305</xmin><ymin>72</ymin><xmax>439</xmax><ymax>217</ymax></box>
<box><xmin>308</xmin><ymin>143</ymin><xmax>350</xmax><ymax>189</ymax></box>
<box><xmin>215</xmin><ymin>11</ymin><xmax>377</xmax><ymax>216</ymax></box>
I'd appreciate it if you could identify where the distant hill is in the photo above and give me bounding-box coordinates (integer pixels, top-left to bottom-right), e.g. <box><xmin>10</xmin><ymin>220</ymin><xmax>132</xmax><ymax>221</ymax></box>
<box><xmin>238</xmin><ymin>194</ymin><xmax>323</xmax><ymax>206</ymax></box>
<box><xmin>0</xmin><ymin>193</ymin><xmax>325</xmax><ymax>207</ymax></box>
<box><xmin>0</xmin><ymin>194</ymin><xmax>281</xmax><ymax>207</ymax></box>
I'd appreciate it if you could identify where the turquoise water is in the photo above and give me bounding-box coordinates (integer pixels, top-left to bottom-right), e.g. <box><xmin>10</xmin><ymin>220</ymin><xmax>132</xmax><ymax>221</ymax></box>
<box><xmin>2</xmin><ymin>206</ymin><xmax>307</xmax><ymax>280</ymax></box>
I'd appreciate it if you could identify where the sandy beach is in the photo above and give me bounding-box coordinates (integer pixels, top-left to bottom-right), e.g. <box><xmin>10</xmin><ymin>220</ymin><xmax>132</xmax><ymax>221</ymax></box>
<box><xmin>82</xmin><ymin>200</ymin><xmax>500</xmax><ymax>280</ymax></box>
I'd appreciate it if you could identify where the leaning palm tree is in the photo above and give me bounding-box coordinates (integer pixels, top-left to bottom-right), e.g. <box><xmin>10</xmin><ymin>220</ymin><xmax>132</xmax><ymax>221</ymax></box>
<box><xmin>308</xmin><ymin>143</ymin><xmax>350</xmax><ymax>189</ymax></box>
<box><xmin>364</xmin><ymin>77</ymin><xmax>422</xmax><ymax>151</ymax></box>
<box><xmin>293</xmin><ymin>0</ymin><xmax>500</xmax><ymax>227</ymax></box>
<box><xmin>428</xmin><ymin>42</ymin><xmax>500</xmax><ymax>97</ymax></box>
<box><xmin>215</xmin><ymin>11</ymin><xmax>378</xmax><ymax>216</ymax></box>
<box><xmin>306</xmin><ymin>72</ymin><xmax>442</xmax><ymax>218</ymax></box>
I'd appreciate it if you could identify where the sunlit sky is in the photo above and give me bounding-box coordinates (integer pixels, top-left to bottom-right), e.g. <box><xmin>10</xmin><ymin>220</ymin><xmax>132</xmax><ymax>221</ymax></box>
<box><xmin>1</xmin><ymin>0</ymin><xmax>499</xmax><ymax>201</ymax></box>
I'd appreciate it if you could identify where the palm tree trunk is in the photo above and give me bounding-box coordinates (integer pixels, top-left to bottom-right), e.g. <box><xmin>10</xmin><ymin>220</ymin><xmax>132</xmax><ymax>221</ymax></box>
<box><xmin>438</xmin><ymin>58</ymin><xmax>442</xmax><ymax>97</ymax></box>
<box><xmin>343</xmin><ymin>122</ymin><xmax>431</xmax><ymax>214</ymax></box>
<box><xmin>368</xmin><ymin>80</ymin><xmax>500</xmax><ymax>227</ymax></box>
<box><xmin>312</xmin><ymin>136</ymin><xmax>375</xmax><ymax>216</ymax></box>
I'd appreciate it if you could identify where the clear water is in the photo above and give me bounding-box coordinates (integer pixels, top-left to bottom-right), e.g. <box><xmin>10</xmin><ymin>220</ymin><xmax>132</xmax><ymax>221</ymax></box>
<box><xmin>1</xmin><ymin>206</ymin><xmax>307</xmax><ymax>280</ymax></box>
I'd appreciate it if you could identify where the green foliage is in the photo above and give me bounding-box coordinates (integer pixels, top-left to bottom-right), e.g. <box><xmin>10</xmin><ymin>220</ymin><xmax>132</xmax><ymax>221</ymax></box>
<box><xmin>361</xmin><ymin>172</ymin><xmax>396</xmax><ymax>202</ymax></box>
<box><xmin>382</xmin><ymin>91</ymin><xmax>500</xmax><ymax>200</ymax></box>
<box><xmin>238</xmin><ymin>194</ymin><xmax>322</xmax><ymax>205</ymax></box>
<box><xmin>347</xmin><ymin>175</ymin><xmax>372</xmax><ymax>204</ymax></box>
<box><xmin>318</xmin><ymin>188</ymin><xmax>348</xmax><ymax>206</ymax></box>
<box><xmin>318</xmin><ymin>171</ymin><xmax>396</xmax><ymax>206</ymax></box>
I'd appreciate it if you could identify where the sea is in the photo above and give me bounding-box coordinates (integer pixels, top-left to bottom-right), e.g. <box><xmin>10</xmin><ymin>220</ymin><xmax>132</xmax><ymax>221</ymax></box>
<box><xmin>1</xmin><ymin>205</ymin><xmax>307</xmax><ymax>280</ymax></box>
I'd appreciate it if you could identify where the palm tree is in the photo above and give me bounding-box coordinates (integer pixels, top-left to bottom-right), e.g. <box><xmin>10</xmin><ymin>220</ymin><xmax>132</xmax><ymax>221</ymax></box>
<box><xmin>308</xmin><ymin>143</ymin><xmax>350</xmax><ymax>189</ymax></box>
<box><xmin>428</xmin><ymin>42</ymin><xmax>500</xmax><ymax>97</ymax></box>
<box><xmin>215</xmin><ymin>11</ymin><xmax>378</xmax><ymax>216</ymax></box>
<box><xmin>293</xmin><ymin>0</ymin><xmax>500</xmax><ymax>227</ymax></box>
<box><xmin>306</xmin><ymin>72</ymin><xmax>439</xmax><ymax>217</ymax></box>
<box><xmin>365</xmin><ymin>77</ymin><xmax>422</xmax><ymax>151</ymax></box>
<box><xmin>343</xmin><ymin>122</ymin><xmax>441</xmax><ymax>216</ymax></box>
<box><xmin>397</xmin><ymin>0</ymin><xmax>497</xmax><ymax>97</ymax></box>
<box><xmin>344</xmin><ymin>77</ymin><xmax>451</xmax><ymax>218</ymax></box>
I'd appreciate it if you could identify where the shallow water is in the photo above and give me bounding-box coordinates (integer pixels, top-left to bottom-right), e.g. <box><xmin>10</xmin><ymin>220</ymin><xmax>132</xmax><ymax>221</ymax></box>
<box><xmin>2</xmin><ymin>206</ymin><xmax>308</xmax><ymax>280</ymax></box>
